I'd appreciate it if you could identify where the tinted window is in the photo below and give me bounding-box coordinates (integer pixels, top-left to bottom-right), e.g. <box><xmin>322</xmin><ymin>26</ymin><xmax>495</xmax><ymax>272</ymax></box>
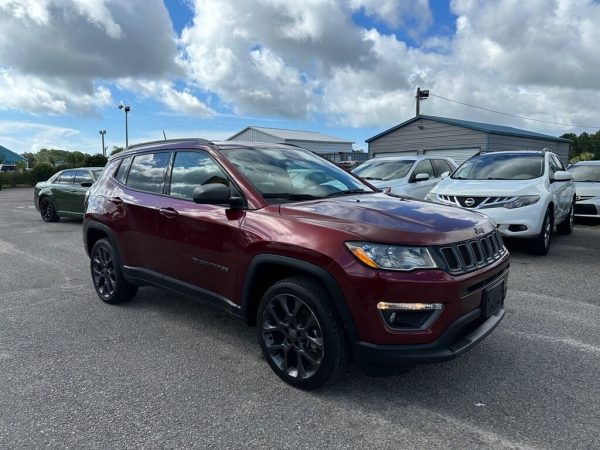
<box><xmin>126</xmin><ymin>153</ymin><xmax>170</xmax><ymax>193</ymax></box>
<box><xmin>169</xmin><ymin>151</ymin><xmax>229</xmax><ymax>200</ymax></box>
<box><xmin>352</xmin><ymin>160</ymin><xmax>414</xmax><ymax>181</ymax></box>
<box><xmin>453</xmin><ymin>153</ymin><xmax>544</xmax><ymax>180</ymax></box>
<box><xmin>57</xmin><ymin>170</ymin><xmax>76</xmax><ymax>184</ymax></box>
<box><xmin>115</xmin><ymin>156</ymin><xmax>132</xmax><ymax>184</ymax></box>
<box><xmin>431</xmin><ymin>159</ymin><xmax>453</xmax><ymax>177</ymax></box>
<box><xmin>413</xmin><ymin>160</ymin><xmax>434</xmax><ymax>178</ymax></box>
<box><xmin>74</xmin><ymin>171</ymin><xmax>93</xmax><ymax>184</ymax></box>
<box><xmin>568</xmin><ymin>164</ymin><xmax>600</xmax><ymax>182</ymax></box>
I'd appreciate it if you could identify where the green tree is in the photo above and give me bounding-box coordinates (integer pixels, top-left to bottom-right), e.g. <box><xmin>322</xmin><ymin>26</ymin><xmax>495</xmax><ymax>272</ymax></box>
<box><xmin>22</xmin><ymin>152</ymin><xmax>36</xmax><ymax>168</ymax></box>
<box><xmin>84</xmin><ymin>154</ymin><xmax>108</xmax><ymax>167</ymax></box>
<box><xmin>110</xmin><ymin>146</ymin><xmax>124</xmax><ymax>156</ymax></box>
<box><xmin>31</xmin><ymin>162</ymin><xmax>58</xmax><ymax>183</ymax></box>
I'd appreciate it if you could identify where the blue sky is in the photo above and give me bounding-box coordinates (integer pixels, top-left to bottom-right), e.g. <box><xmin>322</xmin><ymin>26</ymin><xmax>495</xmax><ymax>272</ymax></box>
<box><xmin>0</xmin><ymin>0</ymin><xmax>599</xmax><ymax>155</ymax></box>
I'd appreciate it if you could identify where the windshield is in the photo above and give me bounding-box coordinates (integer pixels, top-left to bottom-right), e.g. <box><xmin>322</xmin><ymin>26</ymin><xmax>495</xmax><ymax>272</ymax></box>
<box><xmin>220</xmin><ymin>146</ymin><xmax>374</xmax><ymax>203</ymax></box>
<box><xmin>452</xmin><ymin>153</ymin><xmax>544</xmax><ymax>180</ymax></box>
<box><xmin>568</xmin><ymin>164</ymin><xmax>600</xmax><ymax>182</ymax></box>
<box><xmin>353</xmin><ymin>159</ymin><xmax>414</xmax><ymax>181</ymax></box>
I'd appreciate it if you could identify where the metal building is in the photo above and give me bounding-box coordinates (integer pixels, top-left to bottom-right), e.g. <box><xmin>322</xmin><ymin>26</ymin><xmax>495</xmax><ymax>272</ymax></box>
<box><xmin>227</xmin><ymin>126</ymin><xmax>355</xmax><ymax>161</ymax></box>
<box><xmin>366</xmin><ymin>115</ymin><xmax>571</xmax><ymax>164</ymax></box>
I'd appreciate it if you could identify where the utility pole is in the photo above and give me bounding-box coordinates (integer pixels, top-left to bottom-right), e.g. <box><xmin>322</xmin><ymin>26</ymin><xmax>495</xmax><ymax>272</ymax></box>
<box><xmin>416</xmin><ymin>87</ymin><xmax>429</xmax><ymax>116</ymax></box>
<box><xmin>99</xmin><ymin>130</ymin><xmax>106</xmax><ymax>157</ymax></box>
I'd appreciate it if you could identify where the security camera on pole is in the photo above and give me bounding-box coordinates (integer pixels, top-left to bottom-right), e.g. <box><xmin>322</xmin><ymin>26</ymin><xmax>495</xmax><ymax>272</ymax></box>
<box><xmin>118</xmin><ymin>104</ymin><xmax>131</xmax><ymax>148</ymax></box>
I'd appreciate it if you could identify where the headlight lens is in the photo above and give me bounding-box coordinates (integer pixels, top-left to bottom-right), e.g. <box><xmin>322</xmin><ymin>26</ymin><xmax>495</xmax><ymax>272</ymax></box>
<box><xmin>502</xmin><ymin>195</ymin><xmax>540</xmax><ymax>209</ymax></box>
<box><xmin>345</xmin><ymin>242</ymin><xmax>437</xmax><ymax>271</ymax></box>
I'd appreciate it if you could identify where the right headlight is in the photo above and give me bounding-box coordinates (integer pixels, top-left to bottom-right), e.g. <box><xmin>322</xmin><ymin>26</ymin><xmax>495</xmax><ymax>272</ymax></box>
<box><xmin>345</xmin><ymin>242</ymin><xmax>437</xmax><ymax>271</ymax></box>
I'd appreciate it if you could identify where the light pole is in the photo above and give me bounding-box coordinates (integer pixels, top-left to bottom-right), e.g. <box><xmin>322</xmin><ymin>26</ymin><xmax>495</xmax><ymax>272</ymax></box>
<box><xmin>118</xmin><ymin>104</ymin><xmax>131</xmax><ymax>148</ymax></box>
<box><xmin>415</xmin><ymin>87</ymin><xmax>429</xmax><ymax>116</ymax></box>
<box><xmin>99</xmin><ymin>130</ymin><xmax>106</xmax><ymax>157</ymax></box>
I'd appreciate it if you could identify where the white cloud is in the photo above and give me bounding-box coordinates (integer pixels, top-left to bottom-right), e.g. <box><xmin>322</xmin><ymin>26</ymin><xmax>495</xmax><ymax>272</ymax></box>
<box><xmin>0</xmin><ymin>120</ymin><xmax>82</xmax><ymax>152</ymax></box>
<box><xmin>117</xmin><ymin>79</ymin><xmax>214</xmax><ymax>117</ymax></box>
<box><xmin>350</xmin><ymin>0</ymin><xmax>433</xmax><ymax>35</ymax></box>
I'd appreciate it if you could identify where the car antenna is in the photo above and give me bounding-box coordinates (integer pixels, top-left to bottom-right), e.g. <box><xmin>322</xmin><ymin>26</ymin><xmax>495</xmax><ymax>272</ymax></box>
<box><xmin>162</xmin><ymin>130</ymin><xmax>167</xmax><ymax>140</ymax></box>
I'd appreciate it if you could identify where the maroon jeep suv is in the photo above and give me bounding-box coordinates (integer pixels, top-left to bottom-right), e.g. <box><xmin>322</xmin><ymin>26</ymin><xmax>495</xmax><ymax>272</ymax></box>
<box><xmin>83</xmin><ymin>139</ymin><xmax>509</xmax><ymax>389</ymax></box>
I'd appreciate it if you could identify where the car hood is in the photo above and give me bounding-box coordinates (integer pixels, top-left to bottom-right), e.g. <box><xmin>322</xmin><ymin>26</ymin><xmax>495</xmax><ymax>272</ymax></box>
<box><xmin>574</xmin><ymin>182</ymin><xmax>600</xmax><ymax>197</ymax></box>
<box><xmin>432</xmin><ymin>178</ymin><xmax>542</xmax><ymax>196</ymax></box>
<box><xmin>279</xmin><ymin>193</ymin><xmax>493</xmax><ymax>246</ymax></box>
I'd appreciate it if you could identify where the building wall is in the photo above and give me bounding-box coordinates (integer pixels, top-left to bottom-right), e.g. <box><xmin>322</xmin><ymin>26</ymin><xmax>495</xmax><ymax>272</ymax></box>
<box><xmin>368</xmin><ymin>118</ymin><xmax>488</xmax><ymax>158</ymax></box>
<box><xmin>287</xmin><ymin>140</ymin><xmax>353</xmax><ymax>154</ymax></box>
<box><xmin>228</xmin><ymin>128</ymin><xmax>282</xmax><ymax>144</ymax></box>
<box><xmin>487</xmin><ymin>135</ymin><xmax>570</xmax><ymax>162</ymax></box>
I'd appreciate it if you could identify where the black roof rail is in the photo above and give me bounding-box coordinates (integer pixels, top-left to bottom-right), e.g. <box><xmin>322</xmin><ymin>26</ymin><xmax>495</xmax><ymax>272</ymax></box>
<box><xmin>126</xmin><ymin>138</ymin><xmax>214</xmax><ymax>151</ymax></box>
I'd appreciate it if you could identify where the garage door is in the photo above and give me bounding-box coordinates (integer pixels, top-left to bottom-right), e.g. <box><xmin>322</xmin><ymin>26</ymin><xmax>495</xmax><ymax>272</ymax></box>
<box><xmin>373</xmin><ymin>151</ymin><xmax>418</xmax><ymax>158</ymax></box>
<box><xmin>424</xmin><ymin>148</ymin><xmax>479</xmax><ymax>164</ymax></box>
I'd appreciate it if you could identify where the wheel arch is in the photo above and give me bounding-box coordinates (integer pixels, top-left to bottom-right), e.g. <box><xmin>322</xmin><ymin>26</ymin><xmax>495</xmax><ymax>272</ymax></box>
<box><xmin>241</xmin><ymin>254</ymin><xmax>359</xmax><ymax>343</ymax></box>
<box><xmin>84</xmin><ymin>221</ymin><xmax>117</xmax><ymax>258</ymax></box>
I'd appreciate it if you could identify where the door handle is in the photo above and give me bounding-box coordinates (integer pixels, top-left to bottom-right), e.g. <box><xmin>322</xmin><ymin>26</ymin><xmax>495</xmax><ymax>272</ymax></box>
<box><xmin>159</xmin><ymin>207</ymin><xmax>178</xmax><ymax>218</ymax></box>
<box><xmin>108</xmin><ymin>196</ymin><xmax>123</xmax><ymax>205</ymax></box>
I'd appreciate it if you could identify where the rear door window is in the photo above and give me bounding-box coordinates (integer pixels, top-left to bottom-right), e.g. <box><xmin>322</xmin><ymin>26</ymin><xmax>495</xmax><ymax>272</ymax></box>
<box><xmin>168</xmin><ymin>151</ymin><xmax>229</xmax><ymax>201</ymax></box>
<box><xmin>75</xmin><ymin>171</ymin><xmax>93</xmax><ymax>184</ymax></box>
<box><xmin>126</xmin><ymin>153</ymin><xmax>171</xmax><ymax>194</ymax></box>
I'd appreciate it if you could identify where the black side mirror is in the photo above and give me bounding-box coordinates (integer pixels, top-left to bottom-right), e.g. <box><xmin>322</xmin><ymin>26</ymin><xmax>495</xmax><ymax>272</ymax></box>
<box><xmin>192</xmin><ymin>184</ymin><xmax>244</xmax><ymax>208</ymax></box>
<box><xmin>80</xmin><ymin>182</ymin><xmax>93</xmax><ymax>188</ymax></box>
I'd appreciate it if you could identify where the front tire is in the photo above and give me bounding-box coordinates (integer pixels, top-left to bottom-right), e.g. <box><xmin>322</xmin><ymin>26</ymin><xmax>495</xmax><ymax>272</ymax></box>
<box><xmin>257</xmin><ymin>276</ymin><xmax>349</xmax><ymax>390</ymax></box>
<box><xmin>90</xmin><ymin>238</ymin><xmax>137</xmax><ymax>304</ymax></box>
<box><xmin>39</xmin><ymin>196</ymin><xmax>59</xmax><ymax>222</ymax></box>
<box><xmin>531</xmin><ymin>209</ymin><xmax>553</xmax><ymax>255</ymax></box>
<box><xmin>556</xmin><ymin>201</ymin><xmax>574</xmax><ymax>235</ymax></box>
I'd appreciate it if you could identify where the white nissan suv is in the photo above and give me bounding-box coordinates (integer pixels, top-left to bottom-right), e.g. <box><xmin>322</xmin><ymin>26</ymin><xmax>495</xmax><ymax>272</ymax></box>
<box><xmin>426</xmin><ymin>150</ymin><xmax>575</xmax><ymax>255</ymax></box>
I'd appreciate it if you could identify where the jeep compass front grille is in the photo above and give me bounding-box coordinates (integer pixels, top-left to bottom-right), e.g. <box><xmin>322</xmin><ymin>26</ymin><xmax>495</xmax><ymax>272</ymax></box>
<box><xmin>434</xmin><ymin>230</ymin><xmax>507</xmax><ymax>274</ymax></box>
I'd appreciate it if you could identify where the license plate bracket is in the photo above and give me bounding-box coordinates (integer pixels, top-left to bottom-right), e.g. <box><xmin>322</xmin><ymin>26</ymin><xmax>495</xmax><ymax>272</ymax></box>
<box><xmin>482</xmin><ymin>281</ymin><xmax>505</xmax><ymax>317</ymax></box>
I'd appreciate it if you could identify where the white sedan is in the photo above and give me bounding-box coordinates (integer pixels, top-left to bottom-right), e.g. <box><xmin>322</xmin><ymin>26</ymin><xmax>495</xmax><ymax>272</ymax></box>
<box><xmin>568</xmin><ymin>160</ymin><xmax>600</xmax><ymax>218</ymax></box>
<box><xmin>426</xmin><ymin>150</ymin><xmax>575</xmax><ymax>255</ymax></box>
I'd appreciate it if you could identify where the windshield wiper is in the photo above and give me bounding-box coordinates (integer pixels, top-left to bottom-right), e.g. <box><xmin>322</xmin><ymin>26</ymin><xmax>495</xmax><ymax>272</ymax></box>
<box><xmin>362</xmin><ymin>176</ymin><xmax>382</xmax><ymax>180</ymax></box>
<box><xmin>325</xmin><ymin>189</ymin><xmax>373</xmax><ymax>198</ymax></box>
<box><xmin>262</xmin><ymin>193</ymin><xmax>321</xmax><ymax>200</ymax></box>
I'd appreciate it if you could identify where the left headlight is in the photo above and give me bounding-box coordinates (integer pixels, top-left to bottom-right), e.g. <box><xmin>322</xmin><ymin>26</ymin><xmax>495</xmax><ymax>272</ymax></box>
<box><xmin>345</xmin><ymin>242</ymin><xmax>437</xmax><ymax>271</ymax></box>
<box><xmin>501</xmin><ymin>195</ymin><xmax>540</xmax><ymax>209</ymax></box>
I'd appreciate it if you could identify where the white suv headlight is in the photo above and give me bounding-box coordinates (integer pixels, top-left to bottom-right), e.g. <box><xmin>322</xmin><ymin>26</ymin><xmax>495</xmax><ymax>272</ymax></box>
<box><xmin>502</xmin><ymin>195</ymin><xmax>540</xmax><ymax>209</ymax></box>
<box><xmin>345</xmin><ymin>242</ymin><xmax>437</xmax><ymax>271</ymax></box>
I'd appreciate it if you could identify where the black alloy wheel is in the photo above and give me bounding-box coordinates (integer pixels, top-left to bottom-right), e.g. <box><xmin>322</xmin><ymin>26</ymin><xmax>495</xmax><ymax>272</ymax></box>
<box><xmin>531</xmin><ymin>209</ymin><xmax>553</xmax><ymax>255</ymax></box>
<box><xmin>257</xmin><ymin>276</ymin><xmax>349</xmax><ymax>390</ymax></box>
<box><xmin>90</xmin><ymin>239</ymin><xmax>137</xmax><ymax>304</ymax></box>
<box><xmin>39</xmin><ymin>197</ymin><xmax>59</xmax><ymax>222</ymax></box>
<box><xmin>262</xmin><ymin>293</ymin><xmax>324</xmax><ymax>380</ymax></box>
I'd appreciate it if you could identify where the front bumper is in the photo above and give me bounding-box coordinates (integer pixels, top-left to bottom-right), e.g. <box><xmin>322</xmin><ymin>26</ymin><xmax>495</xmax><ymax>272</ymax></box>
<box><xmin>574</xmin><ymin>199</ymin><xmax>600</xmax><ymax>218</ymax></box>
<box><xmin>354</xmin><ymin>306</ymin><xmax>505</xmax><ymax>368</ymax></box>
<box><xmin>469</xmin><ymin>204</ymin><xmax>544</xmax><ymax>238</ymax></box>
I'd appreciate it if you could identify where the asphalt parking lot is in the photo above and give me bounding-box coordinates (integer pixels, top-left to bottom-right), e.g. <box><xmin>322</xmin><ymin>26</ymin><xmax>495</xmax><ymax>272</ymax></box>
<box><xmin>1</xmin><ymin>188</ymin><xmax>599</xmax><ymax>449</ymax></box>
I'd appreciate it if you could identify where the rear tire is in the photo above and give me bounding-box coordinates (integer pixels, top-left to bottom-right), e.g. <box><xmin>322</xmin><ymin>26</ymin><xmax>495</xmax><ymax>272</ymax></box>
<box><xmin>257</xmin><ymin>276</ymin><xmax>349</xmax><ymax>390</ymax></box>
<box><xmin>39</xmin><ymin>196</ymin><xmax>59</xmax><ymax>222</ymax></box>
<box><xmin>556</xmin><ymin>201</ymin><xmax>574</xmax><ymax>235</ymax></box>
<box><xmin>530</xmin><ymin>209</ymin><xmax>553</xmax><ymax>255</ymax></box>
<box><xmin>90</xmin><ymin>238</ymin><xmax>137</xmax><ymax>304</ymax></box>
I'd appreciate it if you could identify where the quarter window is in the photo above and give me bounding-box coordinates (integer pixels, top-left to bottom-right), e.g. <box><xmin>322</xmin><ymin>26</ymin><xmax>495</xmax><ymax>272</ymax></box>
<box><xmin>115</xmin><ymin>156</ymin><xmax>132</xmax><ymax>184</ymax></box>
<box><xmin>126</xmin><ymin>153</ymin><xmax>170</xmax><ymax>193</ymax></box>
<box><xmin>169</xmin><ymin>151</ymin><xmax>229</xmax><ymax>201</ymax></box>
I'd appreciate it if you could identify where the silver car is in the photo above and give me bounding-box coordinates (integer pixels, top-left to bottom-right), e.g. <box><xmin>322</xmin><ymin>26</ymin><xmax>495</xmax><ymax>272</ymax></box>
<box><xmin>352</xmin><ymin>155</ymin><xmax>457</xmax><ymax>199</ymax></box>
<box><xmin>568</xmin><ymin>160</ymin><xmax>600</xmax><ymax>218</ymax></box>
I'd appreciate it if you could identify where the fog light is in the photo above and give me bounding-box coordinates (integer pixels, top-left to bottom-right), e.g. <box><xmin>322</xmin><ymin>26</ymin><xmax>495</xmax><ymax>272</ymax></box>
<box><xmin>377</xmin><ymin>302</ymin><xmax>443</xmax><ymax>330</ymax></box>
<box><xmin>508</xmin><ymin>224</ymin><xmax>528</xmax><ymax>232</ymax></box>
<box><xmin>377</xmin><ymin>302</ymin><xmax>442</xmax><ymax>311</ymax></box>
